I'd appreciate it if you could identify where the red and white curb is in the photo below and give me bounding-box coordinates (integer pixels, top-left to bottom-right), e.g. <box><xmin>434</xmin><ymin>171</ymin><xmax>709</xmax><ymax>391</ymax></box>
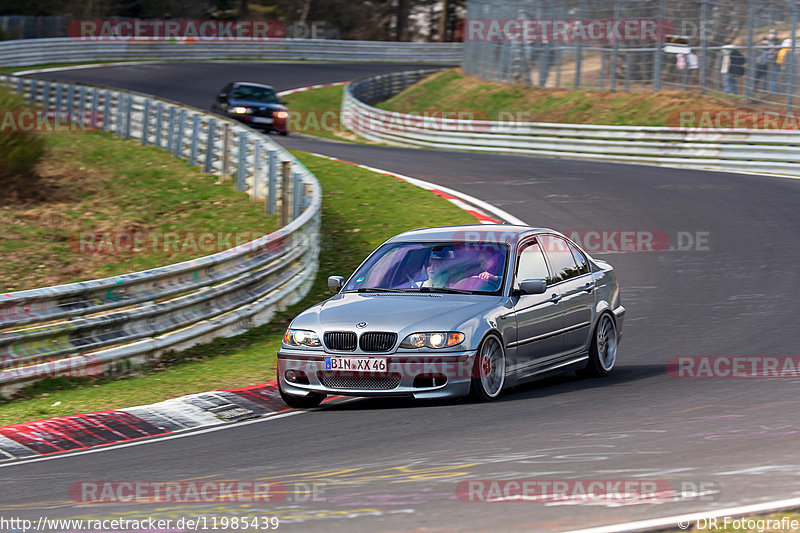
<box><xmin>277</xmin><ymin>81</ymin><xmax>348</xmax><ymax>97</ymax></box>
<box><xmin>308</xmin><ymin>152</ymin><xmax>526</xmax><ymax>226</ymax></box>
<box><xmin>0</xmin><ymin>382</ymin><xmax>292</xmax><ymax>461</ymax></box>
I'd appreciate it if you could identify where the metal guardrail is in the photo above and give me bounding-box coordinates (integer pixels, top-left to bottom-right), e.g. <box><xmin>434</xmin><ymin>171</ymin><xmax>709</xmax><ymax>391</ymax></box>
<box><xmin>0</xmin><ymin>38</ymin><xmax>463</xmax><ymax>67</ymax></box>
<box><xmin>342</xmin><ymin>70</ymin><xmax>800</xmax><ymax>176</ymax></box>
<box><xmin>0</xmin><ymin>74</ymin><xmax>321</xmax><ymax>396</ymax></box>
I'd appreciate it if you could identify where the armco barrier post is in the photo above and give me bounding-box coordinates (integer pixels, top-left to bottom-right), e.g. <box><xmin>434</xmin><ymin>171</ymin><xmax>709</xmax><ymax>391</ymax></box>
<box><xmin>29</xmin><ymin>80</ymin><xmax>37</xmax><ymax>107</ymax></box>
<box><xmin>281</xmin><ymin>160</ymin><xmax>291</xmax><ymax>226</ymax></box>
<box><xmin>204</xmin><ymin>118</ymin><xmax>216</xmax><ymax>173</ymax></box>
<box><xmin>103</xmin><ymin>90</ymin><xmax>111</xmax><ymax>131</ymax></box>
<box><xmin>142</xmin><ymin>99</ymin><xmax>151</xmax><ymax>146</ymax></box>
<box><xmin>91</xmin><ymin>88</ymin><xmax>98</xmax><ymax>128</ymax></box>
<box><xmin>190</xmin><ymin>114</ymin><xmax>200</xmax><ymax>166</ymax></box>
<box><xmin>55</xmin><ymin>83</ymin><xmax>63</xmax><ymax>111</ymax></box>
<box><xmin>43</xmin><ymin>81</ymin><xmax>51</xmax><ymax>107</ymax></box>
<box><xmin>236</xmin><ymin>131</ymin><xmax>247</xmax><ymax>192</ymax></box>
<box><xmin>78</xmin><ymin>86</ymin><xmax>87</xmax><ymax>114</ymax></box>
<box><xmin>115</xmin><ymin>93</ymin><xmax>124</xmax><ymax>136</ymax></box>
<box><xmin>174</xmin><ymin>109</ymin><xmax>187</xmax><ymax>157</ymax></box>
<box><xmin>166</xmin><ymin>106</ymin><xmax>176</xmax><ymax>153</ymax></box>
<box><xmin>267</xmin><ymin>150</ymin><xmax>277</xmax><ymax>215</ymax></box>
<box><xmin>253</xmin><ymin>140</ymin><xmax>263</xmax><ymax>200</ymax></box>
<box><xmin>292</xmin><ymin>172</ymin><xmax>301</xmax><ymax>220</ymax></box>
<box><xmin>124</xmin><ymin>95</ymin><xmax>132</xmax><ymax>139</ymax></box>
<box><xmin>154</xmin><ymin>102</ymin><xmax>163</xmax><ymax>147</ymax></box>
<box><xmin>221</xmin><ymin>123</ymin><xmax>231</xmax><ymax>181</ymax></box>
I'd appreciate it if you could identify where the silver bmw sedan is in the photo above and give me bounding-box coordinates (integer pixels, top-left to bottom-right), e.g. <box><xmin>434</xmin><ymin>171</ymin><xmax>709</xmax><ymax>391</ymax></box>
<box><xmin>277</xmin><ymin>225</ymin><xmax>625</xmax><ymax>407</ymax></box>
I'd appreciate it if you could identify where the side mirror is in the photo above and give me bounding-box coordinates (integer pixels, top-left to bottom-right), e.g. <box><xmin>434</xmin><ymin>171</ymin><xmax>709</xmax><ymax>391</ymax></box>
<box><xmin>280</xmin><ymin>100</ymin><xmax>289</xmax><ymax>106</ymax></box>
<box><xmin>218</xmin><ymin>93</ymin><xmax>227</xmax><ymax>100</ymax></box>
<box><xmin>328</xmin><ymin>275</ymin><xmax>345</xmax><ymax>293</ymax></box>
<box><xmin>518</xmin><ymin>278</ymin><xmax>547</xmax><ymax>295</ymax></box>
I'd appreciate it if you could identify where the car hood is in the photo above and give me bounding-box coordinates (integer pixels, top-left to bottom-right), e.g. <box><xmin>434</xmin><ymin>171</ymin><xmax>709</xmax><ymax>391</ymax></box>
<box><xmin>291</xmin><ymin>292</ymin><xmax>504</xmax><ymax>337</ymax></box>
<box><xmin>227</xmin><ymin>99</ymin><xmax>286</xmax><ymax>111</ymax></box>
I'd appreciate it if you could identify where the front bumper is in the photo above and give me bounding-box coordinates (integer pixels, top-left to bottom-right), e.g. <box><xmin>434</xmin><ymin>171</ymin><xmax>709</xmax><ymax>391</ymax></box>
<box><xmin>277</xmin><ymin>349</ymin><xmax>477</xmax><ymax>399</ymax></box>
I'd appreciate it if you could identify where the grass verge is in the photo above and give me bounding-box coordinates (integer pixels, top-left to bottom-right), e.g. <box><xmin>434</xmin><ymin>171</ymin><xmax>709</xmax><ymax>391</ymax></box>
<box><xmin>283</xmin><ymin>84</ymin><xmax>378</xmax><ymax>144</ymax></box>
<box><xmin>379</xmin><ymin>68</ymin><xmax>785</xmax><ymax>127</ymax></box>
<box><xmin>0</xmin><ymin>149</ymin><xmax>475</xmax><ymax>426</ymax></box>
<box><xmin>1</xmin><ymin>130</ymin><xmax>278</xmax><ymax>292</ymax></box>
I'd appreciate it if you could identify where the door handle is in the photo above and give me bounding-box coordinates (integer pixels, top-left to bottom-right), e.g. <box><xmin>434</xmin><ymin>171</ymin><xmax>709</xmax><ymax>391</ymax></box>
<box><xmin>584</xmin><ymin>282</ymin><xmax>595</xmax><ymax>292</ymax></box>
<box><xmin>550</xmin><ymin>293</ymin><xmax>561</xmax><ymax>303</ymax></box>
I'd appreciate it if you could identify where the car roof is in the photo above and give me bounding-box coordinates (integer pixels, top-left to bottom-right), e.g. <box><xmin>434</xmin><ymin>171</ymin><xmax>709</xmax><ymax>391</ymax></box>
<box><xmin>229</xmin><ymin>82</ymin><xmax>276</xmax><ymax>91</ymax></box>
<box><xmin>387</xmin><ymin>224</ymin><xmax>555</xmax><ymax>246</ymax></box>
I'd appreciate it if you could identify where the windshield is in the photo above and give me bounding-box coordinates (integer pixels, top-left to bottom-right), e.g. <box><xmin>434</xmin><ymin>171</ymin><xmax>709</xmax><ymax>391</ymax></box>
<box><xmin>229</xmin><ymin>85</ymin><xmax>280</xmax><ymax>104</ymax></box>
<box><xmin>343</xmin><ymin>242</ymin><xmax>508</xmax><ymax>294</ymax></box>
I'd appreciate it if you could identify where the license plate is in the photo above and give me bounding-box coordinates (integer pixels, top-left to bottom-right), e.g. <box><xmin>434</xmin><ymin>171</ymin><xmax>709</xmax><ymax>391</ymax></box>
<box><xmin>325</xmin><ymin>357</ymin><xmax>388</xmax><ymax>373</ymax></box>
<box><xmin>251</xmin><ymin>117</ymin><xmax>273</xmax><ymax>124</ymax></box>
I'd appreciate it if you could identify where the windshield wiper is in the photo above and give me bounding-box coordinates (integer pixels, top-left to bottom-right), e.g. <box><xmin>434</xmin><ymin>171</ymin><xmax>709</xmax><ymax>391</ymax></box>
<box><xmin>411</xmin><ymin>287</ymin><xmax>474</xmax><ymax>294</ymax></box>
<box><xmin>354</xmin><ymin>287</ymin><xmax>407</xmax><ymax>293</ymax></box>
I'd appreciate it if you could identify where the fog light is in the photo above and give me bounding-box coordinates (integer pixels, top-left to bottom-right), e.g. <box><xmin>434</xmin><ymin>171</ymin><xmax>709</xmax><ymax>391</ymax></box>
<box><xmin>286</xmin><ymin>369</ymin><xmax>298</xmax><ymax>383</ymax></box>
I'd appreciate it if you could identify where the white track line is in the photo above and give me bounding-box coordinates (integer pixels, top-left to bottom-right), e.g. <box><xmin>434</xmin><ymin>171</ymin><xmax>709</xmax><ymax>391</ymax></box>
<box><xmin>308</xmin><ymin>152</ymin><xmax>527</xmax><ymax>226</ymax></box>
<box><xmin>12</xmin><ymin>61</ymin><xmax>166</xmax><ymax>76</ymax></box>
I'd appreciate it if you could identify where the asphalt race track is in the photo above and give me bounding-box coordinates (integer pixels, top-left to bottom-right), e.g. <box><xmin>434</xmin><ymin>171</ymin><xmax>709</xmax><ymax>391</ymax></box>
<box><xmin>3</xmin><ymin>62</ymin><xmax>800</xmax><ymax>532</ymax></box>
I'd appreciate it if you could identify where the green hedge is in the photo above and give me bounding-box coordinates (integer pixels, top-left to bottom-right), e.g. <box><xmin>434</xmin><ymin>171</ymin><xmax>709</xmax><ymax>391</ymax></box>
<box><xmin>0</xmin><ymin>87</ymin><xmax>45</xmax><ymax>189</ymax></box>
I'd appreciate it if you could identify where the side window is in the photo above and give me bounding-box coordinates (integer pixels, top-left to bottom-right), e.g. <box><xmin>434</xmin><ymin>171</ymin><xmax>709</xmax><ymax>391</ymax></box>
<box><xmin>516</xmin><ymin>241</ymin><xmax>549</xmax><ymax>282</ymax></box>
<box><xmin>568</xmin><ymin>242</ymin><xmax>590</xmax><ymax>276</ymax></box>
<box><xmin>541</xmin><ymin>235</ymin><xmax>580</xmax><ymax>283</ymax></box>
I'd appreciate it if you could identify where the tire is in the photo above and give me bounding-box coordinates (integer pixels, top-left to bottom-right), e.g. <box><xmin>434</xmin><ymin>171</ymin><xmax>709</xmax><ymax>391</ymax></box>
<box><xmin>583</xmin><ymin>313</ymin><xmax>618</xmax><ymax>377</ymax></box>
<box><xmin>278</xmin><ymin>130</ymin><xmax>289</xmax><ymax>136</ymax></box>
<box><xmin>278</xmin><ymin>378</ymin><xmax>325</xmax><ymax>408</ymax></box>
<box><xmin>470</xmin><ymin>334</ymin><xmax>506</xmax><ymax>401</ymax></box>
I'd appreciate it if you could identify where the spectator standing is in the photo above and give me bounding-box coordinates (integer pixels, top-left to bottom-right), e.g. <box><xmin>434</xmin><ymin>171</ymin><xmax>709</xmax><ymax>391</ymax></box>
<box><xmin>768</xmin><ymin>29</ymin><xmax>781</xmax><ymax>92</ymax></box>
<box><xmin>729</xmin><ymin>46</ymin><xmax>745</xmax><ymax>95</ymax></box>
<box><xmin>687</xmin><ymin>49</ymin><xmax>699</xmax><ymax>87</ymax></box>
<box><xmin>677</xmin><ymin>52</ymin><xmax>688</xmax><ymax>88</ymax></box>
<box><xmin>721</xmin><ymin>45</ymin><xmax>734</xmax><ymax>94</ymax></box>
<box><xmin>756</xmin><ymin>38</ymin><xmax>771</xmax><ymax>91</ymax></box>
<box><xmin>777</xmin><ymin>38</ymin><xmax>793</xmax><ymax>93</ymax></box>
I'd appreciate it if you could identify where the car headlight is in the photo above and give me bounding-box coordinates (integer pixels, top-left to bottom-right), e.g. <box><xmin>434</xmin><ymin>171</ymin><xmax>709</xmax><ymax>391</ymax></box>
<box><xmin>400</xmin><ymin>332</ymin><xmax>465</xmax><ymax>349</ymax></box>
<box><xmin>283</xmin><ymin>329</ymin><xmax>321</xmax><ymax>347</ymax></box>
<box><xmin>275</xmin><ymin>110</ymin><xmax>289</xmax><ymax>119</ymax></box>
<box><xmin>231</xmin><ymin>106</ymin><xmax>252</xmax><ymax>114</ymax></box>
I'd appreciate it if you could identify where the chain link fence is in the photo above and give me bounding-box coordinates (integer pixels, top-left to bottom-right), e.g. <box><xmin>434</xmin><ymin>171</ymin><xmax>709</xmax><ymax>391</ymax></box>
<box><xmin>464</xmin><ymin>0</ymin><xmax>800</xmax><ymax>111</ymax></box>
